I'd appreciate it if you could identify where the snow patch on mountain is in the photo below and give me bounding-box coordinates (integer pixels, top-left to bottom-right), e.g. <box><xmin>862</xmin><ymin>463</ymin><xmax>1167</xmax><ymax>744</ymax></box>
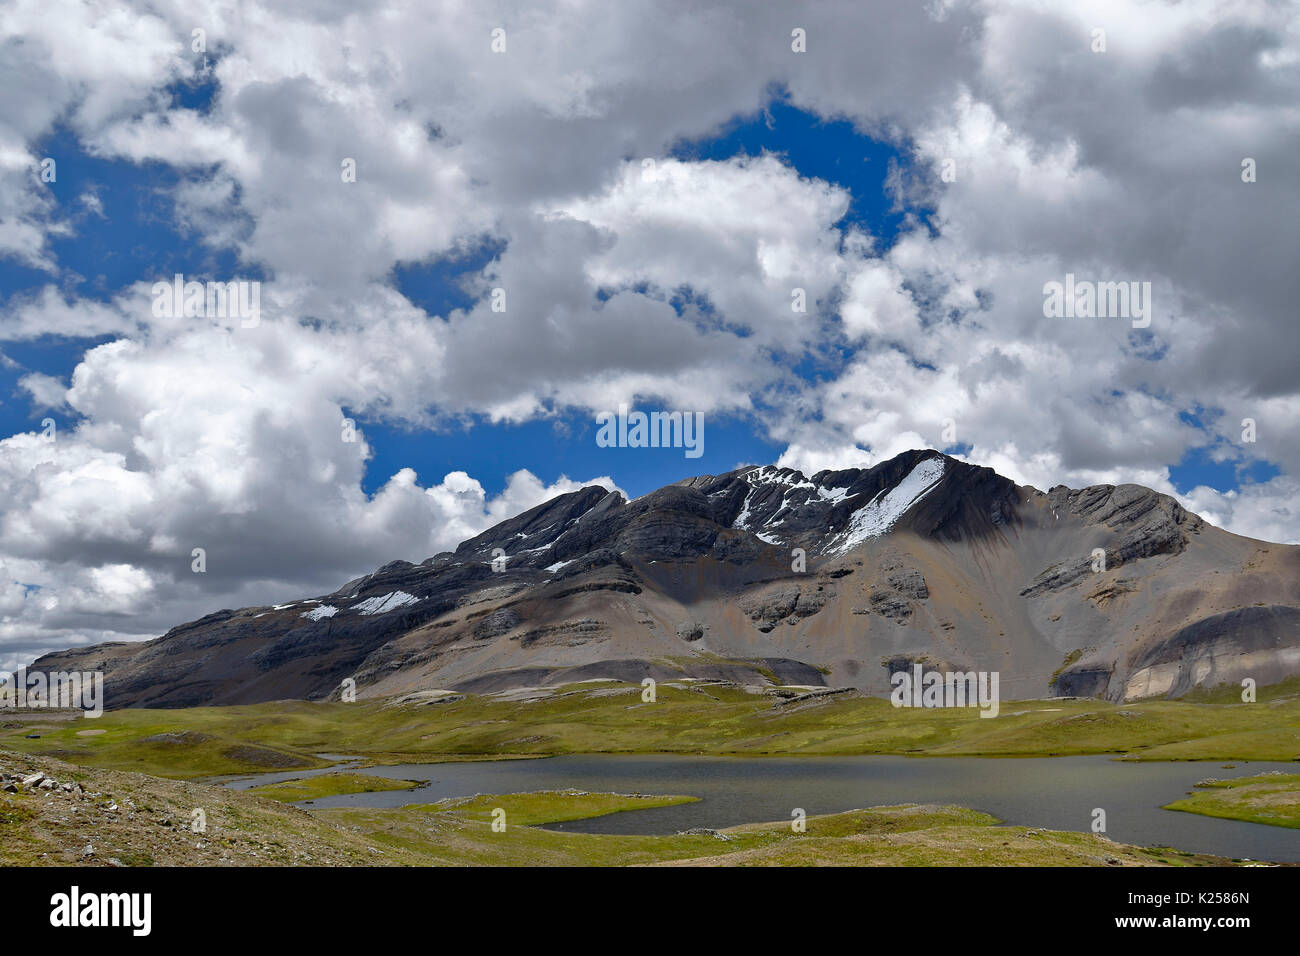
<box><xmin>744</xmin><ymin>465</ymin><xmax>816</xmax><ymax>492</ymax></box>
<box><xmin>817</xmin><ymin>483</ymin><xmax>855</xmax><ymax>503</ymax></box>
<box><xmin>302</xmin><ymin>604</ymin><xmax>338</xmax><ymax>621</ymax></box>
<box><xmin>733</xmin><ymin>489</ymin><xmax>756</xmax><ymax>530</ymax></box>
<box><xmin>828</xmin><ymin>457</ymin><xmax>946</xmax><ymax>554</ymax></box>
<box><xmin>352</xmin><ymin>591</ymin><xmax>420</xmax><ymax>615</ymax></box>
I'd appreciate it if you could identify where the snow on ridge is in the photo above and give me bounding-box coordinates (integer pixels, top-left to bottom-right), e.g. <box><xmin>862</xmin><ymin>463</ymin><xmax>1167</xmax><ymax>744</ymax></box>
<box><xmin>829</xmin><ymin>456</ymin><xmax>946</xmax><ymax>554</ymax></box>
<box><xmin>545</xmin><ymin>559</ymin><xmax>575</xmax><ymax>573</ymax></box>
<box><xmin>512</xmin><ymin>544</ymin><xmax>551</xmax><ymax>556</ymax></box>
<box><xmin>734</xmin><ymin>467</ymin><xmax>810</xmax><ymax>530</ymax></box>
<box><xmin>746</xmin><ymin>464</ymin><xmax>815</xmax><ymax>492</ymax></box>
<box><xmin>352</xmin><ymin>591</ymin><xmax>420</xmax><ymax>615</ymax></box>
<box><xmin>735</xmin><ymin>469</ymin><xmax>827</xmax><ymax>535</ymax></box>
<box><xmin>816</xmin><ymin>482</ymin><xmax>855</xmax><ymax>503</ymax></box>
<box><xmin>302</xmin><ymin>605</ymin><xmax>339</xmax><ymax>621</ymax></box>
<box><xmin>732</xmin><ymin>488</ymin><xmax>756</xmax><ymax>530</ymax></box>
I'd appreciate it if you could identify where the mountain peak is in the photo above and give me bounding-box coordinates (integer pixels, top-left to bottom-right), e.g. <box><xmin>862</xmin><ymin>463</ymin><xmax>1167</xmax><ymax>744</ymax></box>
<box><xmin>25</xmin><ymin>450</ymin><xmax>1300</xmax><ymax>709</ymax></box>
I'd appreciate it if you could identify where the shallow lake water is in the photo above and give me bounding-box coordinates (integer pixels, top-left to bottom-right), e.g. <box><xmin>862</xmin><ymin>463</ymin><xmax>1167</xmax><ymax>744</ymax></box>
<box><xmin>216</xmin><ymin>753</ymin><xmax>1300</xmax><ymax>862</ymax></box>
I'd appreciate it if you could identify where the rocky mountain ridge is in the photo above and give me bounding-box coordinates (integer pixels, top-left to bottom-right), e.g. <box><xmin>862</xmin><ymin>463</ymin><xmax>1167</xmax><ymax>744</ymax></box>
<box><xmin>26</xmin><ymin>449</ymin><xmax>1300</xmax><ymax>708</ymax></box>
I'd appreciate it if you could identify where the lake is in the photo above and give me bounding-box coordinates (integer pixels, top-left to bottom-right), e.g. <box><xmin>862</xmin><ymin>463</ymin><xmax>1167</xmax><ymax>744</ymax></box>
<box><xmin>218</xmin><ymin>753</ymin><xmax>1300</xmax><ymax>862</ymax></box>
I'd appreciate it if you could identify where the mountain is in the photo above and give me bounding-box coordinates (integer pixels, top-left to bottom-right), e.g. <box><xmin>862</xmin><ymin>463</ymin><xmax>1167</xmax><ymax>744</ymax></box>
<box><xmin>27</xmin><ymin>449</ymin><xmax>1300</xmax><ymax>708</ymax></box>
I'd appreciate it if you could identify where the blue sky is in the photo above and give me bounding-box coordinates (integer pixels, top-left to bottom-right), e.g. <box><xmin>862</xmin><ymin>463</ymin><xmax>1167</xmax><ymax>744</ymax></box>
<box><xmin>372</xmin><ymin>94</ymin><xmax>927</xmax><ymax>497</ymax></box>
<box><xmin>0</xmin><ymin>124</ymin><xmax>254</xmax><ymax>440</ymax></box>
<box><xmin>4</xmin><ymin>108</ymin><xmax>838</xmax><ymax>502</ymax></box>
<box><xmin>5</xmin><ymin>96</ymin><xmax>1273</xmax><ymax>502</ymax></box>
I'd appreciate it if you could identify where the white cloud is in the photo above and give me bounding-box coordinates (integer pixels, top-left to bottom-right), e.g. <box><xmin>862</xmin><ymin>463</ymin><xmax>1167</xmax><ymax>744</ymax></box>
<box><xmin>17</xmin><ymin>372</ymin><xmax>69</xmax><ymax>411</ymax></box>
<box><xmin>1180</xmin><ymin>477</ymin><xmax>1300</xmax><ymax>546</ymax></box>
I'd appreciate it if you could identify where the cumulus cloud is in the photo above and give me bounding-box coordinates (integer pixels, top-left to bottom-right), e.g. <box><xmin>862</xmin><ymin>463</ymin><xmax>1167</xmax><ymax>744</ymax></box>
<box><xmin>17</xmin><ymin>372</ymin><xmax>69</xmax><ymax>411</ymax></box>
<box><xmin>1181</xmin><ymin>477</ymin><xmax>1300</xmax><ymax>545</ymax></box>
<box><xmin>0</xmin><ymin>306</ymin><xmax>620</xmax><ymax>668</ymax></box>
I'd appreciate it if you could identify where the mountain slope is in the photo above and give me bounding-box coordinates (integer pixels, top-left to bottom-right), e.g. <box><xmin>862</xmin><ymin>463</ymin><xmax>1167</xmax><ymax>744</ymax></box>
<box><xmin>26</xmin><ymin>449</ymin><xmax>1300</xmax><ymax>707</ymax></box>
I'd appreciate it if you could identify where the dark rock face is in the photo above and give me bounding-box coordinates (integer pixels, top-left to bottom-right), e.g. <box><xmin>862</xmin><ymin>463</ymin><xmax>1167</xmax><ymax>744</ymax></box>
<box><xmin>1048</xmin><ymin>605</ymin><xmax>1300</xmax><ymax>702</ymax></box>
<box><xmin>887</xmin><ymin>569</ymin><xmax>929</xmax><ymax>600</ymax></box>
<box><xmin>675</xmin><ymin>623</ymin><xmax>705</xmax><ymax>641</ymax></box>
<box><xmin>473</xmin><ymin>608</ymin><xmax>521</xmax><ymax>640</ymax></box>
<box><xmin>22</xmin><ymin>448</ymin><xmax>1300</xmax><ymax>707</ymax></box>
<box><xmin>1052</xmin><ymin>665</ymin><xmax>1114</xmax><ymax>698</ymax></box>
<box><xmin>1133</xmin><ymin>605</ymin><xmax>1300</xmax><ymax>669</ymax></box>
<box><xmin>1022</xmin><ymin>485</ymin><xmax>1201</xmax><ymax>598</ymax></box>
<box><xmin>901</xmin><ymin>459</ymin><xmax>1022</xmax><ymax>542</ymax></box>
<box><xmin>741</xmin><ymin>584</ymin><xmax>828</xmax><ymax>631</ymax></box>
<box><xmin>1122</xmin><ymin>605</ymin><xmax>1300</xmax><ymax>698</ymax></box>
<box><xmin>696</xmin><ymin>449</ymin><xmax>1024</xmax><ymax>551</ymax></box>
<box><xmin>444</xmin><ymin>656</ymin><xmax>827</xmax><ymax>693</ymax></box>
<box><xmin>884</xmin><ymin>653</ymin><xmax>972</xmax><ymax>677</ymax></box>
<box><xmin>515</xmin><ymin>619</ymin><xmax>606</xmax><ymax>649</ymax></box>
<box><xmin>870</xmin><ymin>590</ymin><xmax>913</xmax><ymax>622</ymax></box>
<box><xmin>453</xmin><ymin>486</ymin><xmax>614</xmax><ymax>562</ymax></box>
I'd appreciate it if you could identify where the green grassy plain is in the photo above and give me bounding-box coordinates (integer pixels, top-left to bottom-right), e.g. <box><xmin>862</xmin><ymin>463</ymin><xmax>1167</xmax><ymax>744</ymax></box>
<box><xmin>314</xmin><ymin>795</ymin><xmax>1229</xmax><ymax>867</ymax></box>
<box><xmin>1164</xmin><ymin>772</ymin><xmax>1300</xmax><ymax>829</ymax></box>
<box><xmin>3</xmin><ymin>676</ymin><xmax>1299</xmax><ymax>782</ymax></box>
<box><xmin>246</xmin><ymin>772</ymin><xmax>422</xmax><ymax>803</ymax></box>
